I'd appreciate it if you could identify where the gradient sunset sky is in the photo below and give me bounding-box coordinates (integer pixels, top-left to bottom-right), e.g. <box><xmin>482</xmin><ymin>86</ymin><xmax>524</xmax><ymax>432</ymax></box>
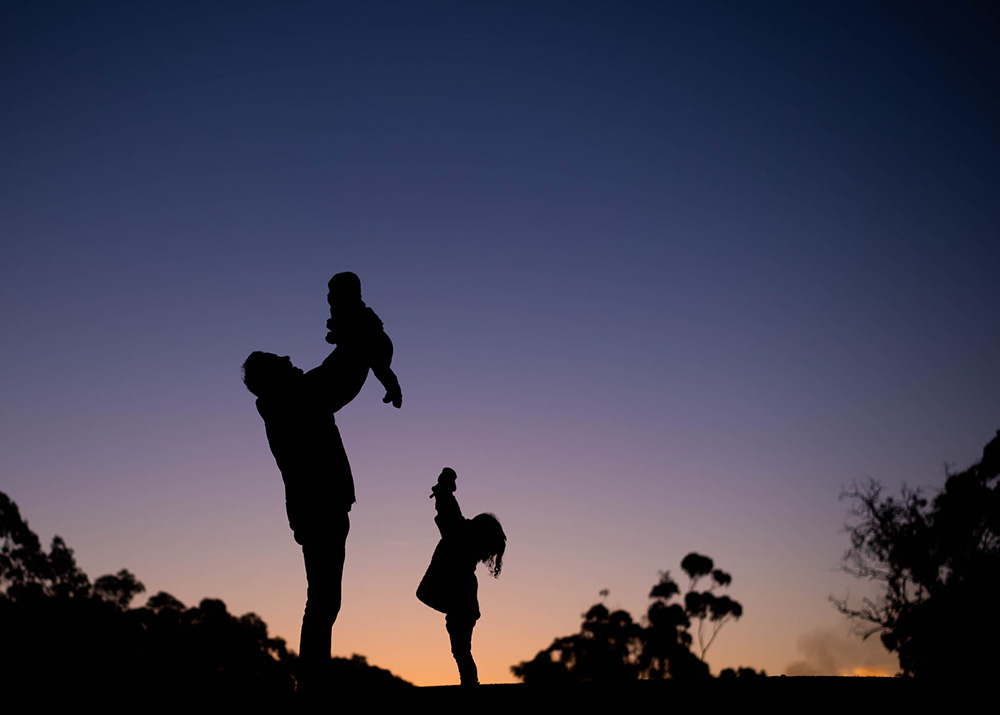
<box><xmin>2</xmin><ymin>1</ymin><xmax>997</xmax><ymax>685</ymax></box>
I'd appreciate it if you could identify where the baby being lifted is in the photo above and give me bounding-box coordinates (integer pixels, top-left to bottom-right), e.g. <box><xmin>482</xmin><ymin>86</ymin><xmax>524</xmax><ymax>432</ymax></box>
<box><xmin>325</xmin><ymin>271</ymin><xmax>402</xmax><ymax>409</ymax></box>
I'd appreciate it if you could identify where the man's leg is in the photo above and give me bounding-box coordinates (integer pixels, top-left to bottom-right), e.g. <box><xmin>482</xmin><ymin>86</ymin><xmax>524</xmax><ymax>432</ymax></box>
<box><xmin>298</xmin><ymin>512</ymin><xmax>350</xmax><ymax>674</ymax></box>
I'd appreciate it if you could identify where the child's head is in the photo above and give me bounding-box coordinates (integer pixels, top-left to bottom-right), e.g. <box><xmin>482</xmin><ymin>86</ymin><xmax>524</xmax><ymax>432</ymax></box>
<box><xmin>328</xmin><ymin>272</ymin><xmax>363</xmax><ymax>309</ymax></box>
<box><xmin>470</xmin><ymin>513</ymin><xmax>506</xmax><ymax>578</ymax></box>
<box><xmin>241</xmin><ymin>351</ymin><xmax>302</xmax><ymax>397</ymax></box>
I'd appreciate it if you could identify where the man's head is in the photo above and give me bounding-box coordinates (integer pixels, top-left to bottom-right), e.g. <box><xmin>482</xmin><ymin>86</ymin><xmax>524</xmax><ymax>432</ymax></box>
<box><xmin>241</xmin><ymin>351</ymin><xmax>303</xmax><ymax>397</ymax></box>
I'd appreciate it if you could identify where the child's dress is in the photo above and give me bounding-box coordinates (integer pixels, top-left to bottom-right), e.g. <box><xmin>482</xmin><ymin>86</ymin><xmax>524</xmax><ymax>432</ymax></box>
<box><xmin>417</xmin><ymin>489</ymin><xmax>481</xmax><ymax>621</ymax></box>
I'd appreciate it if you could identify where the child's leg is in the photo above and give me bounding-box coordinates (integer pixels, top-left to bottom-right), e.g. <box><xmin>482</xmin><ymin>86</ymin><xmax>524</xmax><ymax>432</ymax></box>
<box><xmin>445</xmin><ymin>613</ymin><xmax>478</xmax><ymax>686</ymax></box>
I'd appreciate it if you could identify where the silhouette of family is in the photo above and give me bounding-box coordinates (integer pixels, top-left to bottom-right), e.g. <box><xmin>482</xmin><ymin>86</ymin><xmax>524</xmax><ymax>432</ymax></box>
<box><xmin>242</xmin><ymin>272</ymin><xmax>505</xmax><ymax>691</ymax></box>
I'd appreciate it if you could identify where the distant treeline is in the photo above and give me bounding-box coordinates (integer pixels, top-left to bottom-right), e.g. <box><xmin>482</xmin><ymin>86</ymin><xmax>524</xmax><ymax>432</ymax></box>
<box><xmin>0</xmin><ymin>491</ymin><xmax>411</xmax><ymax>699</ymax></box>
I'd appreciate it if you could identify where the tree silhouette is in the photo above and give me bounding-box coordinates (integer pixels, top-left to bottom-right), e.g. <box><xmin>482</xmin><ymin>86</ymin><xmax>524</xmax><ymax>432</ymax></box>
<box><xmin>94</xmin><ymin>569</ymin><xmax>145</xmax><ymax>610</ymax></box>
<box><xmin>512</xmin><ymin>553</ymin><xmax>745</xmax><ymax>682</ymax></box>
<box><xmin>833</xmin><ymin>430</ymin><xmax>1000</xmax><ymax>678</ymax></box>
<box><xmin>676</xmin><ymin>552</ymin><xmax>743</xmax><ymax>660</ymax></box>
<box><xmin>640</xmin><ymin>553</ymin><xmax>741</xmax><ymax>678</ymax></box>
<box><xmin>511</xmin><ymin>601</ymin><xmax>643</xmax><ymax>683</ymax></box>
<box><xmin>0</xmin><ymin>489</ymin><xmax>412</xmax><ymax>698</ymax></box>
<box><xmin>1</xmin><ymin>493</ymin><xmax>92</xmax><ymax>602</ymax></box>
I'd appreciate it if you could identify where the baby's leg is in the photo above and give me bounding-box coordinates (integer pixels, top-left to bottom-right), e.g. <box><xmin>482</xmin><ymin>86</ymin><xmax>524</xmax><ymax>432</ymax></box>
<box><xmin>445</xmin><ymin>613</ymin><xmax>478</xmax><ymax>686</ymax></box>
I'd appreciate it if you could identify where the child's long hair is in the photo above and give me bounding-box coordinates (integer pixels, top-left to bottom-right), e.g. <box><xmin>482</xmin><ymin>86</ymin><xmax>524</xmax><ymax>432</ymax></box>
<box><xmin>471</xmin><ymin>513</ymin><xmax>506</xmax><ymax>578</ymax></box>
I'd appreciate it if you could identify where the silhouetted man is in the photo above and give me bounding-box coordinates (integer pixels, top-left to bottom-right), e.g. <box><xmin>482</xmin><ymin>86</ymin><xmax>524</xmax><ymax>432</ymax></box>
<box><xmin>241</xmin><ymin>349</ymin><xmax>372</xmax><ymax>691</ymax></box>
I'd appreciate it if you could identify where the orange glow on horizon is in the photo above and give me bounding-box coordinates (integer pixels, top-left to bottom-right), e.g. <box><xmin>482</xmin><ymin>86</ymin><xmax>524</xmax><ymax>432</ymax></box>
<box><xmin>839</xmin><ymin>667</ymin><xmax>893</xmax><ymax>677</ymax></box>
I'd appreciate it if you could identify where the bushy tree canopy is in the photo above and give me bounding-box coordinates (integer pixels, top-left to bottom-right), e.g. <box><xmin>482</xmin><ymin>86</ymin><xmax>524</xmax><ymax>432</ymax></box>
<box><xmin>1</xmin><ymin>492</ymin><xmax>90</xmax><ymax>601</ymax></box>
<box><xmin>834</xmin><ymin>430</ymin><xmax>1000</xmax><ymax>678</ymax></box>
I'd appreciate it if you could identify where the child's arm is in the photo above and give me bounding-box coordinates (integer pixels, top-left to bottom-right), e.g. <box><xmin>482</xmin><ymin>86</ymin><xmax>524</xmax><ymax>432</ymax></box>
<box><xmin>369</xmin><ymin>329</ymin><xmax>402</xmax><ymax>409</ymax></box>
<box><xmin>430</xmin><ymin>468</ymin><xmax>464</xmax><ymax>537</ymax></box>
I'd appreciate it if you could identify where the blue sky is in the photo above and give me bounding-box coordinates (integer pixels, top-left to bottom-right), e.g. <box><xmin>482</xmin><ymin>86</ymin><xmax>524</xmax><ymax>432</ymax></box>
<box><xmin>2</xmin><ymin>1</ymin><xmax>997</xmax><ymax>683</ymax></box>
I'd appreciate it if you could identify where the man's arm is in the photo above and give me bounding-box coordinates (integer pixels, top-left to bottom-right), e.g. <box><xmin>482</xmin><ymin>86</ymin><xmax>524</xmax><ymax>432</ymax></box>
<box><xmin>305</xmin><ymin>348</ymin><xmax>369</xmax><ymax>414</ymax></box>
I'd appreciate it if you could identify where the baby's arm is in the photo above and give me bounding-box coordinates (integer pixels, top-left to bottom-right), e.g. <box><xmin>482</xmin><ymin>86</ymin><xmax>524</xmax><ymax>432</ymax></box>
<box><xmin>370</xmin><ymin>329</ymin><xmax>402</xmax><ymax>408</ymax></box>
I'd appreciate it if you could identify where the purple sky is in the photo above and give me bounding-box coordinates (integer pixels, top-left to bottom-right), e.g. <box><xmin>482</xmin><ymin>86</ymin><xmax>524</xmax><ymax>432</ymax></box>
<box><xmin>2</xmin><ymin>1</ymin><xmax>997</xmax><ymax>683</ymax></box>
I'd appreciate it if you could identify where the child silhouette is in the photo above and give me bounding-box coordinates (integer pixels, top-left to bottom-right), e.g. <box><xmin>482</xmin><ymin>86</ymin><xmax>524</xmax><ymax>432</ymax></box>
<box><xmin>417</xmin><ymin>468</ymin><xmax>506</xmax><ymax>686</ymax></box>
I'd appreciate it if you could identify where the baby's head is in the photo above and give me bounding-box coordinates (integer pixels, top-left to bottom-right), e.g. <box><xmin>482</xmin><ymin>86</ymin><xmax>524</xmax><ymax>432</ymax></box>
<box><xmin>470</xmin><ymin>513</ymin><xmax>506</xmax><ymax>578</ymax></box>
<box><xmin>241</xmin><ymin>351</ymin><xmax>302</xmax><ymax>398</ymax></box>
<box><xmin>328</xmin><ymin>272</ymin><xmax>363</xmax><ymax>309</ymax></box>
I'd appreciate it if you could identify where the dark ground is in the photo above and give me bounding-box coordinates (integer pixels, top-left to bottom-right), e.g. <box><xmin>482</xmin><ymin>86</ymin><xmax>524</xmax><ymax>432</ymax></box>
<box><xmin>414</xmin><ymin>678</ymin><xmax>953</xmax><ymax>712</ymax></box>
<box><xmin>29</xmin><ymin>676</ymin><xmax>961</xmax><ymax>711</ymax></box>
<box><xmin>247</xmin><ymin>678</ymin><xmax>958</xmax><ymax>713</ymax></box>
